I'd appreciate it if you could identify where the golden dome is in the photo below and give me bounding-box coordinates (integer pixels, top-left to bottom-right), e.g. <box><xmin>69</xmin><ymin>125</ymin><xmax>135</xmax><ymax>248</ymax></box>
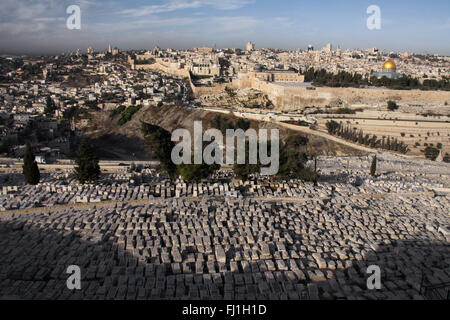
<box><xmin>382</xmin><ymin>60</ymin><xmax>397</xmax><ymax>70</ymax></box>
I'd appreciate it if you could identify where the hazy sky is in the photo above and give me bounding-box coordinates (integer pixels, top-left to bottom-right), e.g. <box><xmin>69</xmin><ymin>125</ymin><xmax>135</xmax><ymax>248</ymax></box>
<box><xmin>1</xmin><ymin>0</ymin><xmax>449</xmax><ymax>55</ymax></box>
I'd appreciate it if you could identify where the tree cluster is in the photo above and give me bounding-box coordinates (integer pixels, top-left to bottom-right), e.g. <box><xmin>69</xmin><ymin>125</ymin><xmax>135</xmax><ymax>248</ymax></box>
<box><xmin>109</xmin><ymin>105</ymin><xmax>126</xmax><ymax>119</ymax></box>
<box><xmin>210</xmin><ymin>115</ymin><xmax>251</xmax><ymax>135</ymax></box>
<box><xmin>117</xmin><ymin>105</ymin><xmax>142</xmax><ymax>126</ymax></box>
<box><xmin>63</xmin><ymin>106</ymin><xmax>89</xmax><ymax>121</ymax></box>
<box><xmin>372</xmin><ymin>75</ymin><xmax>450</xmax><ymax>91</ymax></box>
<box><xmin>304</xmin><ymin>67</ymin><xmax>450</xmax><ymax>91</ymax></box>
<box><xmin>326</xmin><ymin>120</ymin><xmax>409</xmax><ymax>154</ymax></box>
<box><xmin>178</xmin><ymin>159</ymin><xmax>220</xmax><ymax>183</ymax></box>
<box><xmin>110</xmin><ymin>105</ymin><xmax>142</xmax><ymax>126</ymax></box>
<box><xmin>304</xmin><ymin>68</ymin><xmax>368</xmax><ymax>87</ymax></box>
<box><xmin>233</xmin><ymin>135</ymin><xmax>317</xmax><ymax>183</ymax></box>
<box><xmin>142</xmin><ymin>122</ymin><xmax>182</xmax><ymax>180</ymax></box>
<box><xmin>143</xmin><ymin>122</ymin><xmax>220</xmax><ymax>182</ymax></box>
<box><xmin>422</xmin><ymin>146</ymin><xmax>440</xmax><ymax>161</ymax></box>
<box><xmin>142</xmin><ymin>123</ymin><xmax>318</xmax><ymax>183</ymax></box>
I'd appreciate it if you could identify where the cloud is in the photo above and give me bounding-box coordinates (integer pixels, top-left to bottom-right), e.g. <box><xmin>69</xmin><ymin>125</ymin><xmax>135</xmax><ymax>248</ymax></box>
<box><xmin>33</xmin><ymin>17</ymin><xmax>66</xmax><ymax>22</ymax></box>
<box><xmin>0</xmin><ymin>0</ymin><xmax>100</xmax><ymax>38</ymax></box>
<box><xmin>272</xmin><ymin>17</ymin><xmax>295</xmax><ymax>28</ymax></box>
<box><xmin>209</xmin><ymin>16</ymin><xmax>260</xmax><ymax>33</ymax></box>
<box><xmin>0</xmin><ymin>0</ymin><xmax>48</xmax><ymax>20</ymax></box>
<box><xmin>89</xmin><ymin>16</ymin><xmax>204</xmax><ymax>33</ymax></box>
<box><xmin>86</xmin><ymin>14</ymin><xmax>260</xmax><ymax>37</ymax></box>
<box><xmin>117</xmin><ymin>0</ymin><xmax>255</xmax><ymax>17</ymax></box>
<box><xmin>443</xmin><ymin>18</ymin><xmax>450</xmax><ymax>29</ymax></box>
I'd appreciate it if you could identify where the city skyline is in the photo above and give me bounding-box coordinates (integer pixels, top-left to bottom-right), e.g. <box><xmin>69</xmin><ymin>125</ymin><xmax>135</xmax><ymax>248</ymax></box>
<box><xmin>1</xmin><ymin>0</ymin><xmax>450</xmax><ymax>56</ymax></box>
<box><xmin>1</xmin><ymin>2</ymin><xmax>449</xmax><ymax>304</ymax></box>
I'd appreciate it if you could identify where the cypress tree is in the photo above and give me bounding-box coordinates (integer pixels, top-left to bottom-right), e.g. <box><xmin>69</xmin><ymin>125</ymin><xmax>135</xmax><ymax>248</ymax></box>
<box><xmin>74</xmin><ymin>138</ymin><xmax>101</xmax><ymax>184</ymax></box>
<box><xmin>370</xmin><ymin>155</ymin><xmax>377</xmax><ymax>177</ymax></box>
<box><xmin>44</xmin><ymin>96</ymin><xmax>56</xmax><ymax>118</ymax></box>
<box><xmin>23</xmin><ymin>143</ymin><xmax>40</xmax><ymax>185</ymax></box>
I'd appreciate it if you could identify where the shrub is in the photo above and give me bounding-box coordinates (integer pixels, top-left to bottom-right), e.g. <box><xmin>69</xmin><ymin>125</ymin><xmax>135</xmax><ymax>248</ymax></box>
<box><xmin>423</xmin><ymin>146</ymin><xmax>440</xmax><ymax>161</ymax></box>
<box><xmin>117</xmin><ymin>105</ymin><xmax>142</xmax><ymax>126</ymax></box>
<box><xmin>387</xmin><ymin>100</ymin><xmax>399</xmax><ymax>111</ymax></box>
<box><xmin>297</xmin><ymin>168</ymin><xmax>319</xmax><ymax>183</ymax></box>
<box><xmin>225</xmin><ymin>87</ymin><xmax>236</xmax><ymax>98</ymax></box>
<box><xmin>285</xmin><ymin>135</ymin><xmax>309</xmax><ymax>149</ymax></box>
<box><xmin>179</xmin><ymin>162</ymin><xmax>220</xmax><ymax>182</ymax></box>
<box><xmin>297</xmin><ymin>120</ymin><xmax>311</xmax><ymax>127</ymax></box>
<box><xmin>236</xmin><ymin>118</ymin><xmax>251</xmax><ymax>131</ymax></box>
<box><xmin>334</xmin><ymin>107</ymin><xmax>356</xmax><ymax>115</ymax></box>
<box><xmin>210</xmin><ymin>115</ymin><xmax>235</xmax><ymax>135</ymax></box>
<box><xmin>326</xmin><ymin>120</ymin><xmax>341</xmax><ymax>135</ymax></box>
<box><xmin>109</xmin><ymin>105</ymin><xmax>126</xmax><ymax>119</ymax></box>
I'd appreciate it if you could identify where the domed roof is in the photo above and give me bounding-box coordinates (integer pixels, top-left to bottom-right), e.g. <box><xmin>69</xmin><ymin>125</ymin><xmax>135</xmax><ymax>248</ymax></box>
<box><xmin>382</xmin><ymin>60</ymin><xmax>397</xmax><ymax>70</ymax></box>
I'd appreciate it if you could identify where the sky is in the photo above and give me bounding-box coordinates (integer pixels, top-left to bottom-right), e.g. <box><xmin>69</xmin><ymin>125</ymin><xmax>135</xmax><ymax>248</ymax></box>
<box><xmin>0</xmin><ymin>0</ymin><xmax>449</xmax><ymax>55</ymax></box>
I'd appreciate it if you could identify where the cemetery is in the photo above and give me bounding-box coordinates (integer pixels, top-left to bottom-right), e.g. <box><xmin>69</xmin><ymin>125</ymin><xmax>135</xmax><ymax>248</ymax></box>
<box><xmin>0</xmin><ymin>153</ymin><xmax>448</xmax><ymax>300</ymax></box>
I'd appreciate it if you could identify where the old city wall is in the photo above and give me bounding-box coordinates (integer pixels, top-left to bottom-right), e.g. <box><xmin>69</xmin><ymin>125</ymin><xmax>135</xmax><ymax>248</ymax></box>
<box><xmin>235</xmin><ymin>73</ymin><xmax>450</xmax><ymax>111</ymax></box>
<box><xmin>140</xmin><ymin>63</ymin><xmax>450</xmax><ymax>111</ymax></box>
<box><xmin>138</xmin><ymin>61</ymin><xmax>191</xmax><ymax>78</ymax></box>
<box><xmin>273</xmin><ymin>86</ymin><xmax>450</xmax><ymax>111</ymax></box>
<box><xmin>190</xmin><ymin>82</ymin><xmax>239</xmax><ymax>96</ymax></box>
<box><xmin>137</xmin><ymin>61</ymin><xmax>237</xmax><ymax>96</ymax></box>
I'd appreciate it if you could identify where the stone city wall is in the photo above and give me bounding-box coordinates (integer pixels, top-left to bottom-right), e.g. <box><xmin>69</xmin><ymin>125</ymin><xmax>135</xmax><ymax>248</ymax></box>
<box><xmin>136</xmin><ymin>61</ymin><xmax>450</xmax><ymax>111</ymax></box>
<box><xmin>236</xmin><ymin>73</ymin><xmax>450</xmax><ymax>111</ymax></box>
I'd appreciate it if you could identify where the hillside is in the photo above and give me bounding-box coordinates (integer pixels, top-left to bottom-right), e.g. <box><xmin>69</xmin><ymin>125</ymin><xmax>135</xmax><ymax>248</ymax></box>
<box><xmin>83</xmin><ymin>105</ymin><xmax>367</xmax><ymax>161</ymax></box>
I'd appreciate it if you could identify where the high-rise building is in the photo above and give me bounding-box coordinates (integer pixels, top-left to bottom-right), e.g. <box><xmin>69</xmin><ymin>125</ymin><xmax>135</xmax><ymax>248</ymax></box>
<box><xmin>108</xmin><ymin>44</ymin><xmax>112</xmax><ymax>54</ymax></box>
<box><xmin>307</xmin><ymin>44</ymin><xmax>314</xmax><ymax>52</ymax></box>
<box><xmin>246</xmin><ymin>42</ymin><xmax>255</xmax><ymax>52</ymax></box>
<box><xmin>87</xmin><ymin>47</ymin><xmax>93</xmax><ymax>54</ymax></box>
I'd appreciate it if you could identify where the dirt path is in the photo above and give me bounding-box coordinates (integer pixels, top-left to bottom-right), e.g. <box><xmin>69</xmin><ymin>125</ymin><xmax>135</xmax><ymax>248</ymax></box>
<box><xmin>223</xmin><ymin>109</ymin><xmax>421</xmax><ymax>159</ymax></box>
<box><xmin>0</xmin><ymin>191</ymin><xmax>437</xmax><ymax>216</ymax></box>
<box><xmin>275</xmin><ymin>121</ymin><xmax>379</xmax><ymax>154</ymax></box>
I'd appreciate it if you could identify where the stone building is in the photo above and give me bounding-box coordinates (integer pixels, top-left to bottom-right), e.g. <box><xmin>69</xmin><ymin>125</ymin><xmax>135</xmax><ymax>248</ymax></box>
<box><xmin>372</xmin><ymin>60</ymin><xmax>405</xmax><ymax>79</ymax></box>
